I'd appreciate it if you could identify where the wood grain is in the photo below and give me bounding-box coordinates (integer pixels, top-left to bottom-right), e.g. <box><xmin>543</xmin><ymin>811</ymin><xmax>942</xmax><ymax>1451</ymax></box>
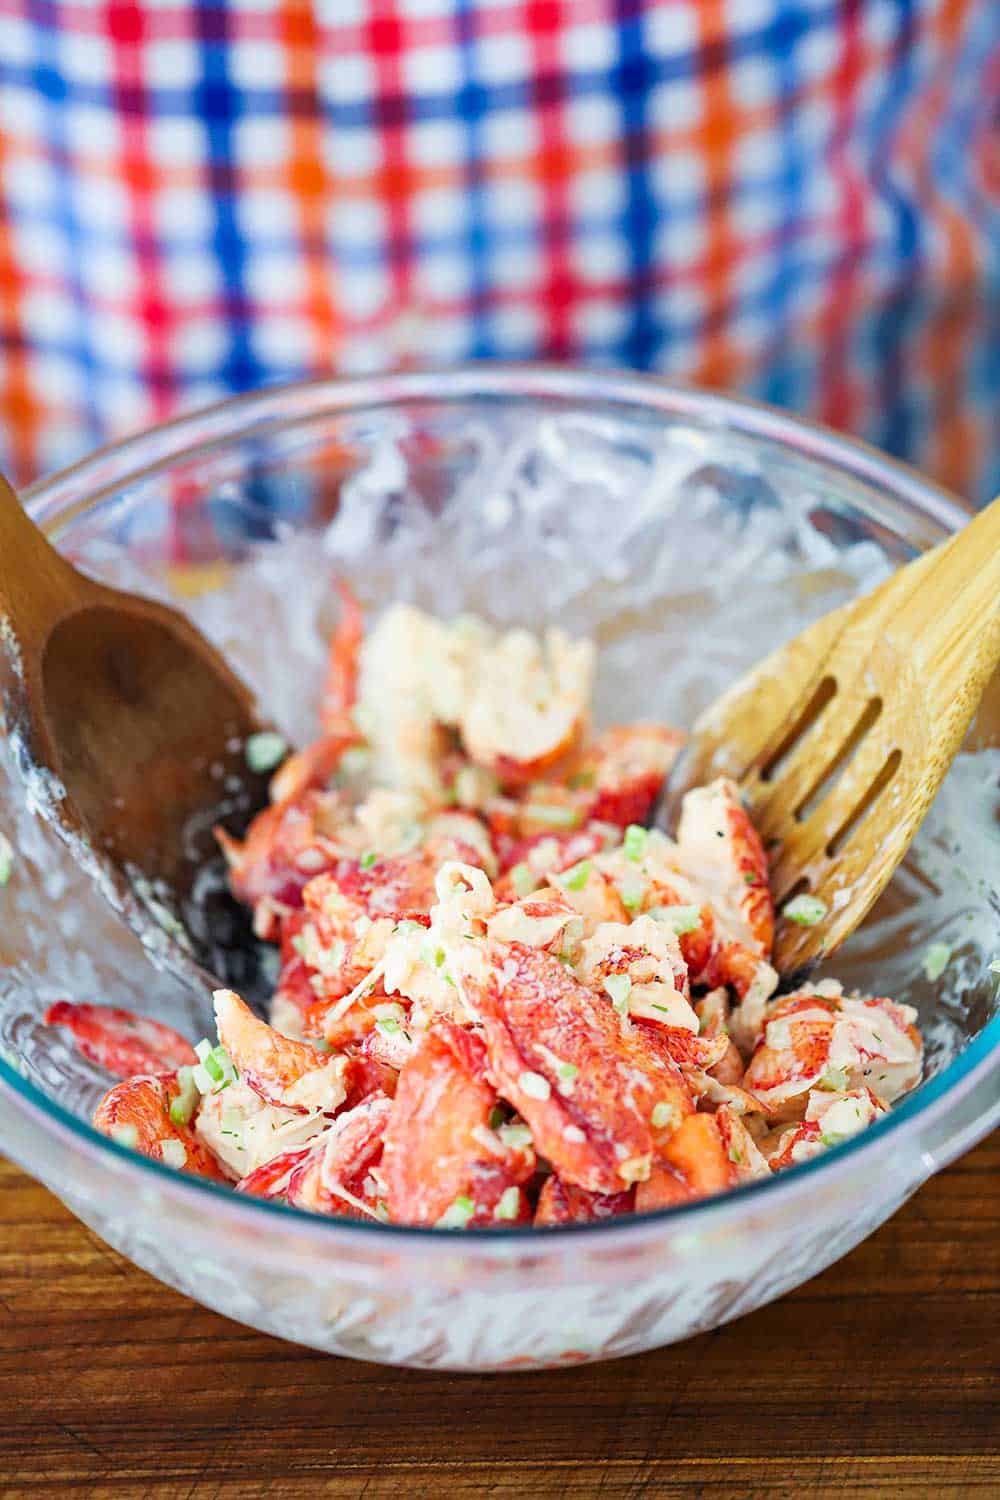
<box><xmin>0</xmin><ymin>475</ymin><xmax>272</xmax><ymax>998</ymax></box>
<box><xmin>1</xmin><ymin>1134</ymin><xmax>997</xmax><ymax>1497</ymax></box>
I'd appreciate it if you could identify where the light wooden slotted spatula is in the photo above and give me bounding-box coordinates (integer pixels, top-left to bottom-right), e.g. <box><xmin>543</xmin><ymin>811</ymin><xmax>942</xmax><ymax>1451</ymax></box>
<box><xmin>664</xmin><ymin>495</ymin><xmax>1000</xmax><ymax>977</ymax></box>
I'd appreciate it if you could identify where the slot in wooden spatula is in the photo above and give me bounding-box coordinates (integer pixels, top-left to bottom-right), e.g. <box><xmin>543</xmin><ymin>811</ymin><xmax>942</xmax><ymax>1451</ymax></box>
<box><xmin>664</xmin><ymin>495</ymin><xmax>1000</xmax><ymax>975</ymax></box>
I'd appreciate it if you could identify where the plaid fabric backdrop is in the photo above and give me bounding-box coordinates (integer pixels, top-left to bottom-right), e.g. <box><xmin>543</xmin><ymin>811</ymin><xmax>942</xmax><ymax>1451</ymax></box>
<box><xmin>1</xmin><ymin>0</ymin><xmax>997</xmax><ymax>502</ymax></box>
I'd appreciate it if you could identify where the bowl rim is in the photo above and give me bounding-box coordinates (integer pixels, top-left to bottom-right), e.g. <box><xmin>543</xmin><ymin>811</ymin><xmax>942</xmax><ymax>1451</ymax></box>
<box><xmin>5</xmin><ymin>363</ymin><xmax>998</xmax><ymax>1252</ymax></box>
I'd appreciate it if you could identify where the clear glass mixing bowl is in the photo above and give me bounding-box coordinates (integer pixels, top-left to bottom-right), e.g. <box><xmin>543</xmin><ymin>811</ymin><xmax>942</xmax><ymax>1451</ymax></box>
<box><xmin>1</xmin><ymin>367</ymin><xmax>998</xmax><ymax>1371</ymax></box>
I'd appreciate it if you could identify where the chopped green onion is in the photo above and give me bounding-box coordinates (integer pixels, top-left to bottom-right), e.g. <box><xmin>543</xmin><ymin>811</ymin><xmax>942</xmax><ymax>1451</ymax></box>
<box><xmin>536</xmin><ymin>1044</ymin><xmax>579</xmax><ymax>1091</ymax></box>
<box><xmin>454</xmin><ymin>765</ymin><xmax>499</xmax><ymax>808</ymax></box>
<box><xmin>744</xmin><ymin>871</ymin><xmax>760</xmax><ymax>886</ymax></box>
<box><xmin>110</xmin><ymin>1124</ymin><xmax>138</xmax><ymax>1149</ymax></box>
<box><xmin>498</xmin><ymin>1122</ymin><xmax>533</xmax><ymax>1151</ymax></box>
<box><xmin>360</xmin><ymin>850</ymin><xmax>378</xmax><ymax>869</ymax></box>
<box><xmin>374</xmin><ymin>1001</ymin><xmax>405</xmax><ymax>1021</ymax></box>
<box><xmin>158</xmin><ymin>1138</ymin><xmax>188</xmax><ymax>1169</ymax></box>
<box><xmin>649</xmin><ymin>904</ymin><xmax>700</xmax><ymax>935</ymax></box>
<box><xmin>245</xmin><ymin>731</ymin><xmax>288</xmax><ymax>773</ymax></box>
<box><xmin>522</xmin><ymin>804</ymin><xmax>582</xmax><ymax>830</ymax></box>
<box><xmin>561</xmin><ymin>860</ymin><xmax>591</xmax><ymax>891</ymax></box>
<box><xmin>421</xmin><ymin>939</ymin><xmax>447</xmax><ymax>971</ymax></box>
<box><xmin>0</xmin><ymin>833</ymin><xmax>13</xmax><ymax>886</ymax></box>
<box><xmin>192</xmin><ymin>1042</ymin><xmax>236</xmax><ymax>1095</ymax></box>
<box><xmin>339</xmin><ymin>747</ymin><xmax>371</xmax><ymax>779</ymax></box>
<box><xmin>820</xmin><ymin>1131</ymin><xmax>845</xmax><ymax>1148</ymax></box>
<box><xmin>168</xmin><ymin>1066</ymin><xmax>199</xmax><ymax>1126</ymax></box>
<box><xmin>922</xmin><ymin>941</ymin><xmax>951</xmax><ymax>982</ymax></box>
<box><xmin>494</xmin><ymin>1186</ymin><xmax>521</xmax><ymax>1222</ymax></box>
<box><xmin>728</xmin><ymin>1143</ymin><xmax>743</xmax><ymax>1165</ymax></box>
<box><xmin>817</xmin><ymin>1066</ymin><xmax>849</xmax><ymax>1092</ymax></box>
<box><xmin>617</xmin><ymin>872</ymin><xmax>647</xmax><ymax>914</ymax></box>
<box><xmin>510</xmin><ymin>863</ymin><xmax>536</xmax><ymax>898</ymax></box>
<box><xmin>783</xmin><ymin>893</ymin><xmax>827</xmax><ymax>927</ymax></box>
<box><xmin>623</xmin><ymin>824</ymin><xmax>648</xmax><ymax>863</ymax></box>
<box><xmin>651</xmin><ymin>1101</ymin><xmax>675</xmax><ymax>1130</ymax></box>
<box><xmin>518</xmin><ymin>1070</ymin><xmax>551</xmax><ymax>1100</ymax></box>
<box><xmin>436</xmin><ymin>1194</ymin><xmax>475</xmax><ymax>1229</ymax></box>
<box><xmin>604</xmin><ymin>973</ymin><xmax>632</xmax><ymax>1014</ymax></box>
<box><xmin>488</xmin><ymin>1105</ymin><xmax>505</xmax><ymax>1131</ymax></box>
<box><xmin>203</xmin><ymin>1050</ymin><xmax>225</xmax><ymax>1083</ymax></box>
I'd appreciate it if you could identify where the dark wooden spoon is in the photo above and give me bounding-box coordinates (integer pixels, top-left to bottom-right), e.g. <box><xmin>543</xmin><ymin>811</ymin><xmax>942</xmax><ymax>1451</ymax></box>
<box><xmin>0</xmin><ymin>474</ymin><xmax>274</xmax><ymax>999</ymax></box>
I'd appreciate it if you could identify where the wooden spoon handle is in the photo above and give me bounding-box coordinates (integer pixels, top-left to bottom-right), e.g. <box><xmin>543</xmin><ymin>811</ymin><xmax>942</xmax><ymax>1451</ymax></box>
<box><xmin>0</xmin><ymin>474</ymin><xmax>95</xmax><ymax>660</ymax></box>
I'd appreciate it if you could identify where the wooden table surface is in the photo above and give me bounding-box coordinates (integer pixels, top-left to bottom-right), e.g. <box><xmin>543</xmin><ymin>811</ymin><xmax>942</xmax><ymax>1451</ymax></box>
<box><xmin>2</xmin><ymin>1132</ymin><xmax>997</xmax><ymax>1499</ymax></box>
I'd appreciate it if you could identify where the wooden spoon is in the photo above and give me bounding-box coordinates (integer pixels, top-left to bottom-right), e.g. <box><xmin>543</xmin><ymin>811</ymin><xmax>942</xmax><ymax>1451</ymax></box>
<box><xmin>663</xmin><ymin>495</ymin><xmax>1000</xmax><ymax>977</ymax></box>
<box><xmin>0</xmin><ymin>475</ymin><xmax>273</xmax><ymax>997</ymax></box>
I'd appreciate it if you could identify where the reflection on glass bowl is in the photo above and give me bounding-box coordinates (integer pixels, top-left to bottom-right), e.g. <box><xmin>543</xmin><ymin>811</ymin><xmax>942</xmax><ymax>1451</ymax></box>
<box><xmin>1</xmin><ymin>368</ymin><xmax>998</xmax><ymax>1370</ymax></box>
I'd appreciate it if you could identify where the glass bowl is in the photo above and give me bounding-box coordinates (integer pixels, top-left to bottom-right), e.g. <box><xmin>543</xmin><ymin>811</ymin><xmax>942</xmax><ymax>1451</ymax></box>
<box><xmin>1</xmin><ymin>367</ymin><xmax>998</xmax><ymax>1371</ymax></box>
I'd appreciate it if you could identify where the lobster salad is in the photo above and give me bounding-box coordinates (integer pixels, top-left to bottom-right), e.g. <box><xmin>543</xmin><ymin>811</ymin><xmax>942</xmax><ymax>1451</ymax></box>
<box><xmin>47</xmin><ymin>588</ymin><xmax>924</xmax><ymax>1228</ymax></box>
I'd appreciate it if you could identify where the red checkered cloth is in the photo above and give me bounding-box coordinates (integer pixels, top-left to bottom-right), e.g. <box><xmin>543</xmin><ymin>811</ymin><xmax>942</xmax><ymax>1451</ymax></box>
<box><xmin>0</xmin><ymin>0</ymin><xmax>997</xmax><ymax>501</ymax></box>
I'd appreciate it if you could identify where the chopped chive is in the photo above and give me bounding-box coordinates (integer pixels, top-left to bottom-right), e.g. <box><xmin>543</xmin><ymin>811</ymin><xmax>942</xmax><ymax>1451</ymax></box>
<box><xmin>360</xmin><ymin>850</ymin><xmax>378</xmax><ymax>869</ymax></box>
<box><xmin>623</xmin><ymin>824</ymin><xmax>648</xmax><ymax>863</ymax></box>
<box><xmin>245</xmin><ymin>731</ymin><xmax>288</xmax><ymax>773</ymax></box>
<box><xmin>820</xmin><ymin>1131</ymin><xmax>845</xmax><ymax>1148</ymax></box>
<box><xmin>728</xmin><ymin>1143</ymin><xmax>743</xmax><ymax>1165</ymax></box>
<box><xmin>783</xmin><ymin>893</ymin><xmax>827</xmax><ymax>927</ymax></box>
